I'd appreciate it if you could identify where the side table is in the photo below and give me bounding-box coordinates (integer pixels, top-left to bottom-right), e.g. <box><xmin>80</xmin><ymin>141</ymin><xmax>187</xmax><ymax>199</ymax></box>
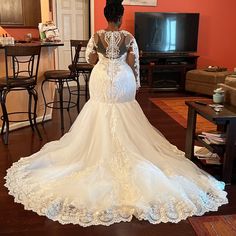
<box><xmin>185</xmin><ymin>101</ymin><xmax>236</xmax><ymax>184</ymax></box>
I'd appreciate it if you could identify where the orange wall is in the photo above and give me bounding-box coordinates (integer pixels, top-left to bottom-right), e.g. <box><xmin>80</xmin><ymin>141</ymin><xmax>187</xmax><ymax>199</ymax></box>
<box><xmin>4</xmin><ymin>28</ymin><xmax>39</xmax><ymax>40</ymax></box>
<box><xmin>94</xmin><ymin>0</ymin><xmax>236</xmax><ymax>70</ymax></box>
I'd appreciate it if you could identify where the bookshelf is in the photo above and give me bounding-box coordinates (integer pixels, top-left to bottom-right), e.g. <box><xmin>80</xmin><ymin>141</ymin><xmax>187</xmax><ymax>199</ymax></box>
<box><xmin>195</xmin><ymin>135</ymin><xmax>225</xmax><ymax>157</ymax></box>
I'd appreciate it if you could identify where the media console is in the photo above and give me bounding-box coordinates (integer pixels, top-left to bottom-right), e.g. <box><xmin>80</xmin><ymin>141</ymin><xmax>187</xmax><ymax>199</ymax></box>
<box><xmin>140</xmin><ymin>53</ymin><xmax>199</xmax><ymax>91</ymax></box>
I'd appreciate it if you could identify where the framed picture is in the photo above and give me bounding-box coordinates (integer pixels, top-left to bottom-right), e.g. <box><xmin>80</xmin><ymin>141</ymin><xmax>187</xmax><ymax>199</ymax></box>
<box><xmin>123</xmin><ymin>0</ymin><xmax>157</xmax><ymax>6</ymax></box>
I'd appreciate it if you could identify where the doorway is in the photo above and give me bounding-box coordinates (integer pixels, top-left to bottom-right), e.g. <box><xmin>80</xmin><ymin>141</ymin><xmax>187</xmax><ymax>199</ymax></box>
<box><xmin>55</xmin><ymin>0</ymin><xmax>90</xmax><ymax>70</ymax></box>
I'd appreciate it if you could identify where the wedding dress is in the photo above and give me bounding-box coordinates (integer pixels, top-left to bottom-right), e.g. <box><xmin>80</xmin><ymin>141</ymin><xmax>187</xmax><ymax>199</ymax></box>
<box><xmin>5</xmin><ymin>30</ymin><xmax>227</xmax><ymax>227</ymax></box>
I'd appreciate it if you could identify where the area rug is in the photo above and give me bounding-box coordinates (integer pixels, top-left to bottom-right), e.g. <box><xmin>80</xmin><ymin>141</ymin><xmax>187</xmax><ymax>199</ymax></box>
<box><xmin>150</xmin><ymin>97</ymin><xmax>216</xmax><ymax>133</ymax></box>
<box><xmin>189</xmin><ymin>215</ymin><xmax>236</xmax><ymax>236</ymax></box>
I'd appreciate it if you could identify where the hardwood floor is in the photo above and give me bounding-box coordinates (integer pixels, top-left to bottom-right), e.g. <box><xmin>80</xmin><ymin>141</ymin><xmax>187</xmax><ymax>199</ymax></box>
<box><xmin>0</xmin><ymin>89</ymin><xmax>235</xmax><ymax>236</ymax></box>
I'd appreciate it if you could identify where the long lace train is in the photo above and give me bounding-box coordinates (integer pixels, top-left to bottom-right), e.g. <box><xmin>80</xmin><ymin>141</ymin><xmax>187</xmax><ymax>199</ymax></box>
<box><xmin>5</xmin><ymin>100</ymin><xmax>228</xmax><ymax>226</ymax></box>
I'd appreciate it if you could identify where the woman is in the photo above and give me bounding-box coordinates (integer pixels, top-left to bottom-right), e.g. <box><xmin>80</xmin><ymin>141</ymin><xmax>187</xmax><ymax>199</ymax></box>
<box><xmin>5</xmin><ymin>0</ymin><xmax>227</xmax><ymax>227</ymax></box>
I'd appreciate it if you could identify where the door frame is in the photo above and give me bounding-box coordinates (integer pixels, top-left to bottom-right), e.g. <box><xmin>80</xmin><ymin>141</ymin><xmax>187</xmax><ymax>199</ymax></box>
<box><xmin>90</xmin><ymin>0</ymin><xmax>94</xmax><ymax>35</ymax></box>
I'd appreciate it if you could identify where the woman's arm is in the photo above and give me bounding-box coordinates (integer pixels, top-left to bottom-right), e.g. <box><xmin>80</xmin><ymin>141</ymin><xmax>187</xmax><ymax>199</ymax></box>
<box><xmin>86</xmin><ymin>33</ymin><xmax>99</xmax><ymax>65</ymax></box>
<box><xmin>126</xmin><ymin>36</ymin><xmax>140</xmax><ymax>90</ymax></box>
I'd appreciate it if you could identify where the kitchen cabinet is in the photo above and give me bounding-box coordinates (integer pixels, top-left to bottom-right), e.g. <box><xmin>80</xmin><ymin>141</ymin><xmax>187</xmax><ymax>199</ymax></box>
<box><xmin>0</xmin><ymin>0</ymin><xmax>24</xmax><ymax>26</ymax></box>
<box><xmin>0</xmin><ymin>0</ymin><xmax>41</xmax><ymax>27</ymax></box>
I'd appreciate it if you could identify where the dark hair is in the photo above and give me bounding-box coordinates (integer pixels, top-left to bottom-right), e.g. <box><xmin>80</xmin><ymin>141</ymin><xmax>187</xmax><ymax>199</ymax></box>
<box><xmin>104</xmin><ymin>0</ymin><xmax>124</xmax><ymax>23</ymax></box>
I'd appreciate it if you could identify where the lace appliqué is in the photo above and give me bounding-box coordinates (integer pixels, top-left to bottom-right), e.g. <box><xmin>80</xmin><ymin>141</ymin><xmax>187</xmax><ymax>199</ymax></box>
<box><xmin>5</xmin><ymin>159</ymin><xmax>228</xmax><ymax>227</ymax></box>
<box><xmin>108</xmin><ymin>105</ymin><xmax>141</xmax><ymax>203</ymax></box>
<box><xmin>104</xmin><ymin>31</ymin><xmax>121</xmax><ymax>59</ymax></box>
<box><xmin>101</xmin><ymin>31</ymin><xmax>123</xmax><ymax>102</ymax></box>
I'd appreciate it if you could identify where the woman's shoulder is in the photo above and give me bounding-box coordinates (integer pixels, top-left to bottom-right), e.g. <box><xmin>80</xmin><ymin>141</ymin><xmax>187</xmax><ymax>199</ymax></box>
<box><xmin>94</xmin><ymin>29</ymin><xmax>104</xmax><ymax>36</ymax></box>
<box><xmin>120</xmin><ymin>30</ymin><xmax>136</xmax><ymax>45</ymax></box>
<box><xmin>121</xmin><ymin>30</ymin><xmax>134</xmax><ymax>37</ymax></box>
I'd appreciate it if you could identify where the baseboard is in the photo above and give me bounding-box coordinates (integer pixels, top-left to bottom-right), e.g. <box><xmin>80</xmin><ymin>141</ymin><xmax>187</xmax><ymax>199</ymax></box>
<box><xmin>0</xmin><ymin>114</ymin><xmax>52</xmax><ymax>133</ymax></box>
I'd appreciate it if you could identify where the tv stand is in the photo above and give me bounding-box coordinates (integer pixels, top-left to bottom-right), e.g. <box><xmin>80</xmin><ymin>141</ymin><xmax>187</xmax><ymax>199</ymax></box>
<box><xmin>140</xmin><ymin>53</ymin><xmax>199</xmax><ymax>91</ymax></box>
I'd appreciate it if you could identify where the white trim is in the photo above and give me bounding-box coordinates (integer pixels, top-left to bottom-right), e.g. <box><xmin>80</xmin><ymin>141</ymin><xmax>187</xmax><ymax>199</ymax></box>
<box><xmin>52</xmin><ymin>0</ymin><xmax>57</xmax><ymax>28</ymax></box>
<box><xmin>52</xmin><ymin>0</ymin><xmax>59</xmax><ymax>69</ymax></box>
<box><xmin>90</xmin><ymin>0</ymin><xmax>94</xmax><ymax>34</ymax></box>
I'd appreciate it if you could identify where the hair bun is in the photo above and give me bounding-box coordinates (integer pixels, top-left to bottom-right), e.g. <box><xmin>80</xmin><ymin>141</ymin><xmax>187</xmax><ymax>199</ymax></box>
<box><xmin>104</xmin><ymin>0</ymin><xmax>124</xmax><ymax>23</ymax></box>
<box><xmin>106</xmin><ymin>0</ymin><xmax>123</xmax><ymax>5</ymax></box>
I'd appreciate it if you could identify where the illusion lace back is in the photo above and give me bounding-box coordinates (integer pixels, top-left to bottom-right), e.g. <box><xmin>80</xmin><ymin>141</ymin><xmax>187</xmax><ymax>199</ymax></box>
<box><xmin>5</xmin><ymin>30</ymin><xmax>227</xmax><ymax>227</ymax></box>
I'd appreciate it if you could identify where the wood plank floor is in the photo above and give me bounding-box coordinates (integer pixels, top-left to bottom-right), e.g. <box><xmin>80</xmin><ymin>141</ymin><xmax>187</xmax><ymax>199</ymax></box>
<box><xmin>0</xmin><ymin>89</ymin><xmax>236</xmax><ymax>236</ymax></box>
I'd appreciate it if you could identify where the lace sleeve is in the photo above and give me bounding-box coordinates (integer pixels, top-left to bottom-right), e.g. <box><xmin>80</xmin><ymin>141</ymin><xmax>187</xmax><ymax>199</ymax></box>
<box><xmin>86</xmin><ymin>34</ymin><xmax>98</xmax><ymax>65</ymax></box>
<box><xmin>127</xmin><ymin>36</ymin><xmax>140</xmax><ymax>89</ymax></box>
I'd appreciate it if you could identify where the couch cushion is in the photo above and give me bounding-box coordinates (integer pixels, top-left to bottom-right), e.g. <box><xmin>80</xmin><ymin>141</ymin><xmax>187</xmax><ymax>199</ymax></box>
<box><xmin>185</xmin><ymin>80</ymin><xmax>218</xmax><ymax>96</ymax></box>
<box><xmin>186</xmin><ymin>69</ymin><xmax>230</xmax><ymax>84</ymax></box>
<box><xmin>224</xmin><ymin>75</ymin><xmax>236</xmax><ymax>88</ymax></box>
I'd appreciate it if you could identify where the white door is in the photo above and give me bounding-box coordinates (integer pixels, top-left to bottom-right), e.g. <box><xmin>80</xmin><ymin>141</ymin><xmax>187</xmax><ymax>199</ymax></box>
<box><xmin>56</xmin><ymin>0</ymin><xmax>89</xmax><ymax>70</ymax></box>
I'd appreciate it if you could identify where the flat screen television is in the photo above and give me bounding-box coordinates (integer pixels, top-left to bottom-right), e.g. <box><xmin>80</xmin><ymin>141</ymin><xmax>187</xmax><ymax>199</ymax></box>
<box><xmin>135</xmin><ymin>12</ymin><xmax>200</xmax><ymax>53</ymax></box>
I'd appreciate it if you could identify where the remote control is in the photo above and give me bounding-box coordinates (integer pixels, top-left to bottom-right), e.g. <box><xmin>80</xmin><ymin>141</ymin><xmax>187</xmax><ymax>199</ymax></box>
<box><xmin>194</xmin><ymin>101</ymin><xmax>207</xmax><ymax>105</ymax></box>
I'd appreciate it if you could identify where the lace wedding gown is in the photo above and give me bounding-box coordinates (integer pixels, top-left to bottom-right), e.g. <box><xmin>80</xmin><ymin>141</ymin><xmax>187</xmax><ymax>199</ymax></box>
<box><xmin>5</xmin><ymin>30</ymin><xmax>227</xmax><ymax>227</ymax></box>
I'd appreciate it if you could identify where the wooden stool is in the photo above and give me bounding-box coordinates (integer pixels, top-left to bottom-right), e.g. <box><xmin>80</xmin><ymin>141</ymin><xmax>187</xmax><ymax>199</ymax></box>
<box><xmin>69</xmin><ymin>40</ymin><xmax>93</xmax><ymax>101</ymax></box>
<box><xmin>0</xmin><ymin>45</ymin><xmax>42</xmax><ymax>144</ymax></box>
<box><xmin>41</xmin><ymin>44</ymin><xmax>82</xmax><ymax>130</ymax></box>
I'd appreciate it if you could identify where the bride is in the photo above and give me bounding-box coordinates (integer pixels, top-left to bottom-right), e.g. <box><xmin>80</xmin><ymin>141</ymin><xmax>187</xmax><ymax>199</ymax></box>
<box><xmin>5</xmin><ymin>0</ymin><xmax>227</xmax><ymax>227</ymax></box>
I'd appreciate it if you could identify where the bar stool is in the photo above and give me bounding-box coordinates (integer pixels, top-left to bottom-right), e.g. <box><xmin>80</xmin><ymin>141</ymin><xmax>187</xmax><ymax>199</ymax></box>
<box><xmin>41</xmin><ymin>44</ymin><xmax>82</xmax><ymax>130</ymax></box>
<box><xmin>0</xmin><ymin>45</ymin><xmax>42</xmax><ymax>145</ymax></box>
<box><xmin>69</xmin><ymin>40</ymin><xmax>93</xmax><ymax>101</ymax></box>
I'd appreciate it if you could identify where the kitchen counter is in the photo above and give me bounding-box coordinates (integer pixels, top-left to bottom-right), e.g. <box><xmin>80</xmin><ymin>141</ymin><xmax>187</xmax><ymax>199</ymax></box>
<box><xmin>0</xmin><ymin>41</ymin><xmax>64</xmax><ymax>133</ymax></box>
<box><xmin>0</xmin><ymin>41</ymin><xmax>64</xmax><ymax>49</ymax></box>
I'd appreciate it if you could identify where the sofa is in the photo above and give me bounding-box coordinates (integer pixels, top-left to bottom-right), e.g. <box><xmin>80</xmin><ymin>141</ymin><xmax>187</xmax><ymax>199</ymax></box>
<box><xmin>185</xmin><ymin>69</ymin><xmax>231</xmax><ymax>96</ymax></box>
<box><xmin>218</xmin><ymin>74</ymin><xmax>236</xmax><ymax>107</ymax></box>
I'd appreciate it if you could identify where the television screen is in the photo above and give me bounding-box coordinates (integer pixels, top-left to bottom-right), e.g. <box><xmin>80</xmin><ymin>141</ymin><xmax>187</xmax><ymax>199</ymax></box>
<box><xmin>135</xmin><ymin>12</ymin><xmax>200</xmax><ymax>53</ymax></box>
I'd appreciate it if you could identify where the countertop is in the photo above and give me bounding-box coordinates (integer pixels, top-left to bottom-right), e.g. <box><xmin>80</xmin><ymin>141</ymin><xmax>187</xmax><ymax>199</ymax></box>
<box><xmin>0</xmin><ymin>41</ymin><xmax>64</xmax><ymax>49</ymax></box>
